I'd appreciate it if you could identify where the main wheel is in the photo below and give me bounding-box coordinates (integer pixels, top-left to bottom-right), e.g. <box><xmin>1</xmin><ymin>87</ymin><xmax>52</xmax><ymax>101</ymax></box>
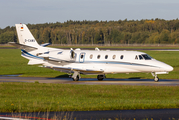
<box><xmin>97</xmin><ymin>75</ymin><xmax>104</xmax><ymax>81</ymax></box>
<box><xmin>154</xmin><ymin>77</ymin><xmax>159</xmax><ymax>82</ymax></box>
<box><xmin>73</xmin><ymin>75</ymin><xmax>79</xmax><ymax>81</ymax></box>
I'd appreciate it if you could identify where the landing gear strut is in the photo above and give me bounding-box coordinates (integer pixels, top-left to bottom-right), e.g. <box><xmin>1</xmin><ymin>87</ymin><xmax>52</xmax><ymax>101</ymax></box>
<box><xmin>97</xmin><ymin>74</ymin><xmax>105</xmax><ymax>81</ymax></box>
<box><xmin>151</xmin><ymin>72</ymin><xmax>159</xmax><ymax>82</ymax></box>
<box><xmin>72</xmin><ymin>71</ymin><xmax>81</xmax><ymax>81</ymax></box>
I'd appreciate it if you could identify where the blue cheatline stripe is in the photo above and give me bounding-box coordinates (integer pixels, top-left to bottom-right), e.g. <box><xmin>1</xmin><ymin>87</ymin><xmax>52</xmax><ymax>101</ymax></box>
<box><xmin>21</xmin><ymin>49</ymin><xmax>44</xmax><ymax>60</ymax></box>
<box><xmin>81</xmin><ymin>60</ymin><xmax>160</xmax><ymax>68</ymax></box>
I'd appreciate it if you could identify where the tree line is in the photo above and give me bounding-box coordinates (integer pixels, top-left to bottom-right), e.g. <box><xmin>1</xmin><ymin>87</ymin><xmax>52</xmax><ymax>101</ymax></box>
<box><xmin>1</xmin><ymin>18</ymin><xmax>179</xmax><ymax>45</ymax></box>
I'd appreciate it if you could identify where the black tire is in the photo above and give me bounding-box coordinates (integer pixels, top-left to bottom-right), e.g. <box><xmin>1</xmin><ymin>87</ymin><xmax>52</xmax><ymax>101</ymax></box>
<box><xmin>73</xmin><ymin>75</ymin><xmax>79</xmax><ymax>81</ymax></box>
<box><xmin>97</xmin><ymin>75</ymin><xmax>104</xmax><ymax>81</ymax></box>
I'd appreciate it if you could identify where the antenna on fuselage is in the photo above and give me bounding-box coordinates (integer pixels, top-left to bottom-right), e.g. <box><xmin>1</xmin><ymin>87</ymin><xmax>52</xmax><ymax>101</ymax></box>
<box><xmin>95</xmin><ymin>47</ymin><xmax>100</xmax><ymax>51</ymax></box>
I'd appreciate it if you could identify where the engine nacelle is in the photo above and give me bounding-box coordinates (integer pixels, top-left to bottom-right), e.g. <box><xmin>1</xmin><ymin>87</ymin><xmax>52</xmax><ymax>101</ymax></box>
<box><xmin>39</xmin><ymin>50</ymin><xmax>76</xmax><ymax>62</ymax></box>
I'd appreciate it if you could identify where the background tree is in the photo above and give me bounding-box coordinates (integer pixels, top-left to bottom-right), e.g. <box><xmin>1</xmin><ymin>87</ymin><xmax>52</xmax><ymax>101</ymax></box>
<box><xmin>1</xmin><ymin>19</ymin><xmax>179</xmax><ymax>44</ymax></box>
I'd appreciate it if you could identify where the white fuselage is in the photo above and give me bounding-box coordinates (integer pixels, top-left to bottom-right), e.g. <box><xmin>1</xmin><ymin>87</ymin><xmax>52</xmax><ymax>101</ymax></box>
<box><xmin>26</xmin><ymin>47</ymin><xmax>173</xmax><ymax>75</ymax></box>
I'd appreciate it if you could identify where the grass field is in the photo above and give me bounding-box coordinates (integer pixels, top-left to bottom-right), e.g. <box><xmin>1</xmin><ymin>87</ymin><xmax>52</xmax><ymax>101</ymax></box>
<box><xmin>0</xmin><ymin>49</ymin><xmax>65</xmax><ymax>77</ymax></box>
<box><xmin>0</xmin><ymin>83</ymin><xmax>179</xmax><ymax>112</ymax></box>
<box><xmin>0</xmin><ymin>49</ymin><xmax>179</xmax><ymax>79</ymax></box>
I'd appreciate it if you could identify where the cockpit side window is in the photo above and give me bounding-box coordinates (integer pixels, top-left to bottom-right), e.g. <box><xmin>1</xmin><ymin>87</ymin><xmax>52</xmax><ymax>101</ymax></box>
<box><xmin>139</xmin><ymin>55</ymin><xmax>143</xmax><ymax>60</ymax></box>
<box><xmin>142</xmin><ymin>54</ymin><xmax>152</xmax><ymax>60</ymax></box>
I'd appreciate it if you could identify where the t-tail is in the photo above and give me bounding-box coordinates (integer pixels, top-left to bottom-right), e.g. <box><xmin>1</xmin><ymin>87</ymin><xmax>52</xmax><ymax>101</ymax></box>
<box><xmin>9</xmin><ymin>24</ymin><xmax>48</xmax><ymax>65</ymax></box>
<box><xmin>15</xmin><ymin>24</ymin><xmax>40</xmax><ymax>48</ymax></box>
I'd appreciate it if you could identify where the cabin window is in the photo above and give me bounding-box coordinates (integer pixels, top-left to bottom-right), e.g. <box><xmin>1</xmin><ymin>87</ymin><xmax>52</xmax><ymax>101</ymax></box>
<box><xmin>105</xmin><ymin>55</ymin><xmax>108</xmax><ymax>59</ymax></box>
<box><xmin>120</xmin><ymin>55</ymin><xmax>124</xmax><ymax>59</ymax></box>
<box><xmin>112</xmin><ymin>55</ymin><xmax>116</xmax><ymax>59</ymax></box>
<box><xmin>135</xmin><ymin>55</ymin><xmax>138</xmax><ymax>60</ymax></box>
<box><xmin>57</xmin><ymin>52</ymin><xmax>63</xmax><ymax>54</ymax></box>
<box><xmin>139</xmin><ymin>55</ymin><xmax>143</xmax><ymax>60</ymax></box>
<box><xmin>90</xmin><ymin>54</ymin><xmax>93</xmax><ymax>59</ymax></box>
<box><xmin>97</xmin><ymin>55</ymin><xmax>100</xmax><ymax>59</ymax></box>
<box><xmin>44</xmin><ymin>52</ymin><xmax>49</xmax><ymax>54</ymax></box>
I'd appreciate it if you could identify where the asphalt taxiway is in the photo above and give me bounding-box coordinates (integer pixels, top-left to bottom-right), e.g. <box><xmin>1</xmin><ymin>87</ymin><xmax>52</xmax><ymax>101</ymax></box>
<box><xmin>0</xmin><ymin>109</ymin><xmax>179</xmax><ymax>120</ymax></box>
<box><xmin>0</xmin><ymin>76</ymin><xmax>179</xmax><ymax>86</ymax></box>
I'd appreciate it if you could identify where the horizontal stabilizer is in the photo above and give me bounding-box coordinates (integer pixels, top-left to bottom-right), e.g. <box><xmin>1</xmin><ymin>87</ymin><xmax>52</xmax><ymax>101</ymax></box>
<box><xmin>9</xmin><ymin>42</ymin><xmax>37</xmax><ymax>52</ymax></box>
<box><xmin>28</xmin><ymin>59</ymin><xmax>44</xmax><ymax>65</ymax></box>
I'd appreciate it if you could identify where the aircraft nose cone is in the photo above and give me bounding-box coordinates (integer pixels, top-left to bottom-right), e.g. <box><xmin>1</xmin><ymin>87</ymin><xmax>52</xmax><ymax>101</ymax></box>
<box><xmin>165</xmin><ymin>65</ymin><xmax>173</xmax><ymax>72</ymax></box>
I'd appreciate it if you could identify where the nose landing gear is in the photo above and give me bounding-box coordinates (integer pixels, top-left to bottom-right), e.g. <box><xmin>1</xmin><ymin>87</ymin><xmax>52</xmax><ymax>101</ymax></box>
<box><xmin>151</xmin><ymin>72</ymin><xmax>159</xmax><ymax>82</ymax></box>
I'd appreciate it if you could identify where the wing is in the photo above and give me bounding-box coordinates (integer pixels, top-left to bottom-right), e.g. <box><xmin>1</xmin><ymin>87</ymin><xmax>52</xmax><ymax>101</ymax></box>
<box><xmin>45</xmin><ymin>66</ymin><xmax>104</xmax><ymax>74</ymax></box>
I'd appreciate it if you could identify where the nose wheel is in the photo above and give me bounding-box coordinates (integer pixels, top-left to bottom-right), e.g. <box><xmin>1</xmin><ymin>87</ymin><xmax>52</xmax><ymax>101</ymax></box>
<box><xmin>151</xmin><ymin>72</ymin><xmax>159</xmax><ymax>82</ymax></box>
<box><xmin>154</xmin><ymin>76</ymin><xmax>159</xmax><ymax>82</ymax></box>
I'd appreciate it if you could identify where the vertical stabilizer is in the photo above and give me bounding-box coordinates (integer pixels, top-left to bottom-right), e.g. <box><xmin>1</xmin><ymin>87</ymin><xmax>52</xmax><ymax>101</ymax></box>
<box><xmin>15</xmin><ymin>24</ymin><xmax>40</xmax><ymax>48</ymax></box>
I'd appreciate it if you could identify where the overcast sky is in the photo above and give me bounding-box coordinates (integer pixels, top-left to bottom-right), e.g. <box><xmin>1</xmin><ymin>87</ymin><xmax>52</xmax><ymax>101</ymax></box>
<box><xmin>0</xmin><ymin>0</ymin><xmax>179</xmax><ymax>29</ymax></box>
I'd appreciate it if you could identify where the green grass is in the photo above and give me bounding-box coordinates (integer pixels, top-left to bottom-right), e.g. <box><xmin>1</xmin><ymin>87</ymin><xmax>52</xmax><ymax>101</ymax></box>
<box><xmin>0</xmin><ymin>49</ymin><xmax>179</xmax><ymax>79</ymax></box>
<box><xmin>0</xmin><ymin>83</ymin><xmax>179</xmax><ymax>112</ymax></box>
<box><xmin>0</xmin><ymin>49</ymin><xmax>67</xmax><ymax>77</ymax></box>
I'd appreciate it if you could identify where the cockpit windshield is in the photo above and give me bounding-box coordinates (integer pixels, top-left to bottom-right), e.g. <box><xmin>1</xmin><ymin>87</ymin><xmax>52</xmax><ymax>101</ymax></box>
<box><xmin>141</xmin><ymin>54</ymin><xmax>153</xmax><ymax>60</ymax></box>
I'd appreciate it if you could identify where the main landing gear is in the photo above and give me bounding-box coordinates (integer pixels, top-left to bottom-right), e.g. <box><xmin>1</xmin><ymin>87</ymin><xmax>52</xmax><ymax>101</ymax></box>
<box><xmin>71</xmin><ymin>72</ymin><xmax>106</xmax><ymax>81</ymax></box>
<box><xmin>72</xmin><ymin>71</ymin><xmax>81</xmax><ymax>81</ymax></box>
<box><xmin>151</xmin><ymin>72</ymin><xmax>159</xmax><ymax>82</ymax></box>
<box><xmin>97</xmin><ymin>74</ymin><xmax>105</xmax><ymax>81</ymax></box>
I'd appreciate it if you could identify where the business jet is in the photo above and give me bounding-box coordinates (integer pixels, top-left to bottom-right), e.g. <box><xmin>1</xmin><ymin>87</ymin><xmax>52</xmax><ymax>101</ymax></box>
<box><xmin>9</xmin><ymin>24</ymin><xmax>173</xmax><ymax>82</ymax></box>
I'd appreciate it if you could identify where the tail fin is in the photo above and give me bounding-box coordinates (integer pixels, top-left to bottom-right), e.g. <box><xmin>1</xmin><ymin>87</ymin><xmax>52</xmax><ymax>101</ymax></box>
<box><xmin>15</xmin><ymin>24</ymin><xmax>40</xmax><ymax>48</ymax></box>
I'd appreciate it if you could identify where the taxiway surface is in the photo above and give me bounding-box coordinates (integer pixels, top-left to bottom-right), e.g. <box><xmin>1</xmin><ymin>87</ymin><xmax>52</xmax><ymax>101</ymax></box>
<box><xmin>0</xmin><ymin>76</ymin><xmax>179</xmax><ymax>86</ymax></box>
<box><xmin>1</xmin><ymin>109</ymin><xmax>179</xmax><ymax>120</ymax></box>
